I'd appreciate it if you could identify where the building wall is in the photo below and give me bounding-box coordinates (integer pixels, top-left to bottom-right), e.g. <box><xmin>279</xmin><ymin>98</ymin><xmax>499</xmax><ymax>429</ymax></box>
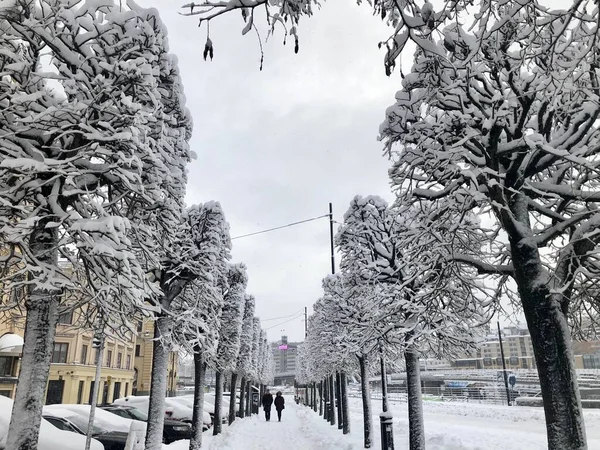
<box><xmin>0</xmin><ymin>311</ymin><xmax>135</xmax><ymax>405</ymax></box>
<box><xmin>133</xmin><ymin>319</ymin><xmax>178</xmax><ymax>396</ymax></box>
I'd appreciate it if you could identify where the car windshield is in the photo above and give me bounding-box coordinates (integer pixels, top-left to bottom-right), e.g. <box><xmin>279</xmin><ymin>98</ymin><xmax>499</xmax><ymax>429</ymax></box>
<box><xmin>63</xmin><ymin>413</ymin><xmax>107</xmax><ymax>435</ymax></box>
<box><xmin>122</xmin><ymin>407</ymin><xmax>148</xmax><ymax>421</ymax></box>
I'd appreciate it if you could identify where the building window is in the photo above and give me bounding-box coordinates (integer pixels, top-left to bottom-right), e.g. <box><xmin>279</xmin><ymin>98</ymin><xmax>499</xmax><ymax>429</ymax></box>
<box><xmin>57</xmin><ymin>310</ymin><xmax>73</xmax><ymax>325</ymax></box>
<box><xmin>77</xmin><ymin>380</ymin><xmax>85</xmax><ymax>404</ymax></box>
<box><xmin>51</xmin><ymin>343</ymin><xmax>68</xmax><ymax>364</ymax></box>
<box><xmin>135</xmin><ymin>345</ymin><xmax>140</xmax><ymax>357</ymax></box>
<box><xmin>0</xmin><ymin>356</ymin><xmax>14</xmax><ymax>376</ymax></box>
<box><xmin>80</xmin><ymin>345</ymin><xmax>88</xmax><ymax>365</ymax></box>
<box><xmin>137</xmin><ymin>321</ymin><xmax>143</xmax><ymax>332</ymax></box>
<box><xmin>106</xmin><ymin>350</ymin><xmax>112</xmax><ymax>368</ymax></box>
<box><xmin>117</xmin><ymin>352</ymin><xmax>122</xmax><ymax>369</ymax></box>
<box><xmin>126</xmin><ymin>355</ymin><xmax>131</xmax><ymax>370</ymax></box>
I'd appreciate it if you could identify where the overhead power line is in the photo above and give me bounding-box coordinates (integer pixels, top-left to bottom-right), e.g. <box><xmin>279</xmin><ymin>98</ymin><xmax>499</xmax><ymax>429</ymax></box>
<box><xmin>264</xmin><ymin>312</ymin><xmax>305</xmax><ymax>331</ymax></box>
<box><xmin>260</xmin><ymin>308</ymin><xmax>305</xmax><ymax>322</ymax></box>
<box><xmin>231</xmin><ymin>213</ymin><xmax>331</xmax><ymax>240</ymax></box>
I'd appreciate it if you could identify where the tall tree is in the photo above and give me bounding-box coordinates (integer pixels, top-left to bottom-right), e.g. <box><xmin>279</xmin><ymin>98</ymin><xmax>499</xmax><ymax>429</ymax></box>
<box><xmin>0</xmin><ymin>2</ymin><xmax>177</xmax><ymax>448</ymax></box>
<box><xmin>213</xmin><ymin>263</ymin><xmax>248</xmax><ymax>434</ymax></box>
<box><xmin>234</xmin><ymin>294</ymin><xmax>256</xmax><ymax>419</ymax></box>
<box><xmin>379</xmin><ymin>3</ymin><xmax>600</xmax><ymax>447</ymax></box>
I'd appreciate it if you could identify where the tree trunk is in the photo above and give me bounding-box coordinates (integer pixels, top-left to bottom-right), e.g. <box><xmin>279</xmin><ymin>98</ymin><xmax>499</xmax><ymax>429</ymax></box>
<box><xmin>319</xmin><ymin>380</ymin><xmax>323</xmax><ymax>416</ymax></box>
<box><xmin>213</xmin><ymin>371</ymin><xmax>223</xmax><ymax>435</ymax></box>
<box><xmin>510</xmin><ymin>237</ymin><xmax>587</xmax><ymax>449</ymax></box>
<box><xmin>405</xmin><ymin>348</ymin><xmax>424</xmax><ymax>450</ymax></box>
<box><xmin>245</xmin><ymin>380</ymin><xmax>252</xmax><ymax>416</ymax></box>
<box><xmin>228</xmin><ymin>373</ymin><xmax>238</xmax><ymax>425</ymax></box>
<box><xmin>238</xmin><ymin>376</ymin><xmax>246</xmax><ymax>419</ymax></box>
<box><xmin>358</xmin><ymin>355</ymin><xmax>373</xmax><ymax>448</ymax></box>
<box><xmin>336</xmin><ymin>372</ymin><xmax>343</xmax><ymax>429</ymax></box>
<box><xmin>323</xmin><ymin>377</ymin><xmax>329</xmax><ymax>421</ymax></box>
<box><xmin>189</xmin><ymin>347</ymin><xmax>206</xmax><ymax>450</ymax></box>
<box><xmin>380</xmin><ymin>350</ymin><xmax>389</xmax><ymax>413</ymax></box>
<box><xmin>6</xmin><ymin>225</ymin><xmax>59</xmax><ymax>450</ymax></box>
<box><xmin>145</xmin><ymin>314</ymin><xmax>173</xmax><ymax>450</ymax></box>
<box><xmin>329</xmin><ymin>375</ymin><xmax>336</xmax><ymax>426</ymax></box>
<box><xmin>341</xmin><ymin>372</ymin><xmax>350</xmax><ymax>434</ymax></box>
<box><xmin>313</xmin><ymin>382</ymin><xmax>317</xmax><ymax>412</ymax></box>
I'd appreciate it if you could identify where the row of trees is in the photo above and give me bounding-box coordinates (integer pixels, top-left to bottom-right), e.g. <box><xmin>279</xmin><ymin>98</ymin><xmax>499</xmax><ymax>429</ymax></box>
<box><xmin>0</xmin><ymin>2</ymin><xmax>273</xmax><ymax>449</ymax></box>
<box><xmin>298</xmin><ymin>196</ymin><xmax>496</xmax><ymax>448</ymax></box>
<box><xmin>182</xmin><ymin>0</ymin><xmax>600</xmax><ymax>448</ymax></box>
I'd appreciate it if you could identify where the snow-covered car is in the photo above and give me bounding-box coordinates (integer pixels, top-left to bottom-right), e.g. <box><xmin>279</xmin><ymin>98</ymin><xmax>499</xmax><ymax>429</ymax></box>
<box><xmin>168</xmin><ymin>396</ymin><xmax>227</xmax><ymax>426</ymax></box>
<box><xmin>43</xmin><ymin>404</ymin><xmax>144</xmax><ymax>450</ymax></box>
<box><xmin>0</xmin><ymin>396</ymin><xmax>103</xmax><ymax>450</ymax></box>
<box><xmin>113</xmin><ymin>396</ymin><xmax>211</xmax><ymax>431</ymax></box>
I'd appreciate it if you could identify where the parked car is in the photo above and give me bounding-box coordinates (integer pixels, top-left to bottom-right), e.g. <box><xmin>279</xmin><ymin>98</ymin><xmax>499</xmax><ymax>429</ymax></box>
<box><xmin>0</xmin><ymin>397</ymin><xmax>103</xmax><ymax>450</ymax></box>
<box><xmin>168</xmin><ymin>396</ymin><xmax>226</xmax><ymax>426</ymax></box>
<box><xmin>101</xmin><ymin>405</ymin><xmax>192</xmax><ymax>444</ymax></box>
<box><xmin>113</xmin><ymin>396</ymin><xmax>211</xmax><ymax>431</ymax></box>
<box><xmin>43</xmin><ymin>404</ymin><xmax>141</xmax><ymax>450</ymax></box>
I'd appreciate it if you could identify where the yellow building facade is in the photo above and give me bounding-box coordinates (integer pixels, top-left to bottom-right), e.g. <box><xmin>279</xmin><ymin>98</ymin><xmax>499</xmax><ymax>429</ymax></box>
<box><xmin>0</xmin><ymin>311</ymin><xmax>136</xmax><ymax>405</ymax></box>
<box><xmin>133</xmin><ymin>319</ymin><xmax>178</xmax><ymax>396</ymax></box>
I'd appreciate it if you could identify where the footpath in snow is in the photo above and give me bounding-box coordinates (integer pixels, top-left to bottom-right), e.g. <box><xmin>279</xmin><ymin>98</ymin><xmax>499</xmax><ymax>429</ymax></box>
<box><xmin>168</xmin><ymin>396</ymin><xmax>357</xmax><ymax>450</ymax></box>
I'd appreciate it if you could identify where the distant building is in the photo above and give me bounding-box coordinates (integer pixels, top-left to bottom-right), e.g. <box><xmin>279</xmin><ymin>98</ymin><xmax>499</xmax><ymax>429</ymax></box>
<box><xmin>446</xmin><ymin>324</ymin><xmax>600</xmax><ymax>370</ymax></box>
<box><xmin>271</xmin><ymin>336</ymin><xmax>298</xmax><ymax>385</ymax></box>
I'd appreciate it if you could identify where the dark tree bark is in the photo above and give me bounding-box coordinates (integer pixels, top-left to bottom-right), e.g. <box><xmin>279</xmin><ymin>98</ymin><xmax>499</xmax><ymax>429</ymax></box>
<box><xmin>336</xmin><ymin>372</ymin><xmax>343</xmax><ymax>429</ymax></box>
<box><xmin>189</xmin><ymin>346</ymin><xmax>206</xmax><ymax>450</ymax></box>
<box><xmin>341</xmin><ymin>372</ymin><xmax>350</xmax><ymax>435</ymax></box>
<box><xmin>510</xmin><ymin>237</ymin><xmax>586</xmax><ymax>449</ymax></box>
<box><xmin>313</xmin><ymin>382</ymin><xmax>317</xmax><ymax>412</ymax></box>
<box><xmin>213</xmin><ymin>371</ymin><xmax>223</xmax><ymax>435</ymax></box>
<box><xmin>245</xmin><ymin>380</ymin><xmax>251</xmax><ymax>416</ymax></box>
<box><xmin>228</xmin><ymin>373</ymin><xmax>238</xmax><ymax>425</ymax></box>
<box><xmin>329</xmin><ymin>375</ymin><xmax>336</xmax><ymax>426</ymax></box>
<box><xmin>238</xmin><ymin>376</ymin><xmax>246</xmax><ymax>419</ymax></box>
<box><xmin>358</xmin><ymin>354</ymin><xmax>373</xmax><ymax>448</ymax></box>
<box><xmin>405</xmin><ymin>348</ymin><xmax>425</xmax><ymax>450</ymax></box>
<box><xmin>319</xmin><ymin>380</ymin><xmax>323</xmax><ymax>416</ymax></box>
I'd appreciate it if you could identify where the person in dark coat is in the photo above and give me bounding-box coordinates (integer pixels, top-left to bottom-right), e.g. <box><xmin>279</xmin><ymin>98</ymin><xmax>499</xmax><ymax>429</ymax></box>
<box><xmin>274</xmin><ymin>391</ymin><xmax>285</xmax><ymax>422</ymax></box>
<box><xmin>261</xmin><ymin>389</ymin><xmax>274</xmax><ymax>421</ymax></box>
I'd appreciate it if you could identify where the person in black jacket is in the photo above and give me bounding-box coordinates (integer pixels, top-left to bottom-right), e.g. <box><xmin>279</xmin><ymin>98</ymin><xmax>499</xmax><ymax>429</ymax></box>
<box><xmin>274</xmin><ymin>391</ymin><xmax>285</xmax><ymax>422</ymax></box>
<box><xmin>261</xmin><ymin>389</ymin><xmax>274</xmax><ymax>421</ymax></box>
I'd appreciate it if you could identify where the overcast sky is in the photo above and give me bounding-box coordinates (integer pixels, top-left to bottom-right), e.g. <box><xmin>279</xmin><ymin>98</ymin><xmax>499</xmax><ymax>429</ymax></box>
<box><xmin>137</xmin><ymin>1</ymin><xmax>406</xmax><ymax>342</ymax></box>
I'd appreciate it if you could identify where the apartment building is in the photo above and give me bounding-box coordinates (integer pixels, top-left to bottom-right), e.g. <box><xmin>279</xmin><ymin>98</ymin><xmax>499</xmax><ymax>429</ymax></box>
<box><xmin>133</xmin><ymin>319</ymin><xmax>178</xmax><ymax>396</ymax></box>
<box><xmin>0</xmin><ymin>309</ymin><xmax>136</xmax><ymax>404</ymax></box>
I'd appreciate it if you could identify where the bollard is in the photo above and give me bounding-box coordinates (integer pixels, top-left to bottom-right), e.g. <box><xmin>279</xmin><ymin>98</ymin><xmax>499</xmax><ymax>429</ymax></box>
<box><xmin>124</xmin><ymin>420</ymin><xmax>146</xmax><ymax>450</ymax></box>
<box><xmin>379</xmin><ymin>412</ymin><xmax>395</xmax><ymax>450</ymax></box>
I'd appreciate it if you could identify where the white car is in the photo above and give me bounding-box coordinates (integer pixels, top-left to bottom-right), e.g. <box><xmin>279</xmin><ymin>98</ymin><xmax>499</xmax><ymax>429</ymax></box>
<box><xmin>113</xmin><ymin>396</ymin><xmax>211</xmax><ymax>430</ymax></box>
<box><xmin>0</xmin><ymin>396</ymin><xmax>103</xmax><ymax>450</ymax></box>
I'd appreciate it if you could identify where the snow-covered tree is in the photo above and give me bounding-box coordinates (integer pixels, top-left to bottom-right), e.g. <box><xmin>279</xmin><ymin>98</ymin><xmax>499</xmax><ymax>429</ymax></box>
<box><xmin>335</xmin><ymin>195</ymin><xmax>494</xmax><ymax>449</ymax></box>
<box><xmin>233</xmin><ymin>294</ymin><xmax>255</xmax><ymax>419</ymax></box>
<box><xmin>379</xmin><ymin>2</ymin><xmax>600</xmax><ymax>447</ymax></box>
<box><xmin>0</xmin><ymin>2</ymin><xmax>184</xmax><ymax>447</ymax></box>
<box><xmin>213</xmin><ymin>262</ymin><xmax>247</xmax><ymax>433</ymax></box>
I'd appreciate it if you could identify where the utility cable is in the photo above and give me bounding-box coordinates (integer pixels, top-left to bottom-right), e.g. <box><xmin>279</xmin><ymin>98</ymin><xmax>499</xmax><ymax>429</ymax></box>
<box><xmin>260</xmin><ymin>308</ymin><xmax>305</xmax><ymax>322</ymax></box>
<box><xmin>264</xmin><ymin>312</ymin><xmax>305</xmax><ymax>330</ymax></box>
<box><xmin>231</xmin><ymin>214</ymin><xmax>331</xmax><ymax>240</ymax></box>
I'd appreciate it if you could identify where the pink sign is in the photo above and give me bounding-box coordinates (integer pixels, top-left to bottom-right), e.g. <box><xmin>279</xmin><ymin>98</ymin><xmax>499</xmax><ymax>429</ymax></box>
<box><xmin>278</xmin><ymin>344</ymin><xmax>288</xmax><ymax>350</ymax></box>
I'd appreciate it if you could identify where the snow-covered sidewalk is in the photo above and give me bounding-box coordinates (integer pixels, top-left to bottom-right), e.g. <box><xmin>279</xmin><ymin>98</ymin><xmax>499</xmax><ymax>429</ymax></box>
<box><xmin>167</xmin><ymin>396</ymin><xmax>358</xmax><ymax>450</ymax></box>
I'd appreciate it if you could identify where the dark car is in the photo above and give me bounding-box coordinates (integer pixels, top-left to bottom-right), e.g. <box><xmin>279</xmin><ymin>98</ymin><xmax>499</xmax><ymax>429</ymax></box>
<box><xmin>42</xmin><ymin>415</ymin><xmax>129</xmax><ymax>450</ymax></box>
<box><xmin>101</xmin><ymin>405</ymin><xmax>193</xmax><ymax>444</ymax></box>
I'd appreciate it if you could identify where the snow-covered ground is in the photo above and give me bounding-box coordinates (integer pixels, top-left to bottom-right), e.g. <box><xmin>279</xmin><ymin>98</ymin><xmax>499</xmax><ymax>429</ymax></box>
<box><xmin>166</xmin><ymin>395</ymin><xmax>600</xmax><ymax>449</ymax></box>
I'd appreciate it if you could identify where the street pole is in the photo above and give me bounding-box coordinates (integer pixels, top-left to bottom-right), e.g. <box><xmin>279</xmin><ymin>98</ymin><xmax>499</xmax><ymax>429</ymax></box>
<box><xmin>86</xmin><ymin>323</ymin><xmax>104</xmax><ymax>450</ymax></box>
<box><xmin>304</xmin><ymin>306</ymin><xmax>308</xmax><ymax>338</ymax></box>
<box><xmin>329</xmin><ymin>203</ymin><xmax>335</xmax><ymax>274</ymax></box>
<box><xmin>497</xmin><ymin>321</ymin><xmax>512</xmax><ymax>406</ymax></box>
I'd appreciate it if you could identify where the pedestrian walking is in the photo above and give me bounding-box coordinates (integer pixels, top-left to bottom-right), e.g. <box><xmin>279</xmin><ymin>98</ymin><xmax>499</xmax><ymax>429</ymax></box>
<box><xmin>262</xmin><ymin>389</ymin><xmax>274</xmax><ymax>421</ymax></box>
<box><xmin>274</xmin><ymin>391</ymin><xmax>285</xmax><ymax>422</ymax></box>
